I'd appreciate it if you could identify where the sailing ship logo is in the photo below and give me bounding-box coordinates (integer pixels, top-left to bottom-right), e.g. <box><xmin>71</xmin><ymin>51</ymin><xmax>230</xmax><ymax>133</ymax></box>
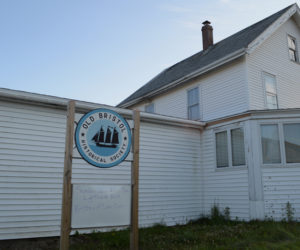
<box><xmin>92</xmin><ymin>126</ymin><xmax>119</xmax><ymax>148</ymax></box>
<box><xmin>75</xmin><ymin>108</ymin><xmax>131</xmax><ymax>168</ymax></box>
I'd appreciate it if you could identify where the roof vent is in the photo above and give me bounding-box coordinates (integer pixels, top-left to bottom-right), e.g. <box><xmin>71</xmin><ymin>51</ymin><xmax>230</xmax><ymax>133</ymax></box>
<box><xmin>202</xmin><ymin>20</ymin><xmax>213</xmax><ymax>50</ymax></box>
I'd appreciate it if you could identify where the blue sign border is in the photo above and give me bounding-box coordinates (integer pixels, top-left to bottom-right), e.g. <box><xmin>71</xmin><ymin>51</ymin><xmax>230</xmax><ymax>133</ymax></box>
<box><xmin>75</xmin><ymin>108</ymin><xmax>132</xmax><ymax>168</ymax></box>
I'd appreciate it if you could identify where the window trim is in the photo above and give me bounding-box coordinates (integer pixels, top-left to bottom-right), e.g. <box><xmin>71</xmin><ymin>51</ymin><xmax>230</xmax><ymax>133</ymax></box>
<box><xmin>186</xmin><ymin>86</ymin><xmax>200</xmax><ymax>120</ymax></box>
<box><xmin>262</xmin><ymin>72</ymin><xmax>278</xmax><ymax>109</ymax></box>
<box><xmin>259</xmin><ymin>119</ymin><xmax>300</xmax><ymax>167</ymax></box>
<box><xmin>214</xmin><ymin>124</ymin><xmax>247</xmax><ymax>170</ymax></box>
<box><xmin>287</xmin><ymin>34</ymin><xmax>298</xmax><ymax>63</ymax></box>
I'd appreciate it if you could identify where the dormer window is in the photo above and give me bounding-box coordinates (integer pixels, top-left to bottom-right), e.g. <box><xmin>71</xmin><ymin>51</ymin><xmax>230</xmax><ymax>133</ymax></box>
<box><xmin>287</xmin><ymin>35</ymin><xmax>298</xmax><ymax>62</ymax></box>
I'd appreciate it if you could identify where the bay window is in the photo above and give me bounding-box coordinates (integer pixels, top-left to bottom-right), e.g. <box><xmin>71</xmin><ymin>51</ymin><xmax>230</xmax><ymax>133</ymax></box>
<box><xmin>261</xmin><ymin>125</ymin><xmax>281</xmax><ymax>164</ymax></box>
<box><xmin>283</xmin><ymin>124</ymin><xmax>300</xmax><ymax>163</ymax></box>
<box><xmin>260</xmin><ymin>123</ymin><xmax>300</xmax><ymax>165</ymax></box>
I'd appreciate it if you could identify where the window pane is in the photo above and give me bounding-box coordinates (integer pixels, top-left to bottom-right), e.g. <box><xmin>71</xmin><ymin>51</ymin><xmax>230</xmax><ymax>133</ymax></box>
<box><xmin>261</xmin><ymin>125</ymin><xmax>281</xmax><ymax>164</ymax></box>
<box><xmin>288</xmin><ymin>36</ymin><xmax>296</xmax><ymax>50</ymax></box>
<box><xmin>188</xmin><ymin>104</ymin><xmax>199</xmax><ymax>120</ymax></box>
<box><xmin>283</xmin><ymin>124</ymin><xmax>300</xmax><ymax>163</ymax></box>
<box><xmin>231</xmin><ymin>128</ymin><xmax>245</xmax><ymax>166</ymax></box>
<box><xmin>145</xmin><ymin>103</ymin><xmax>154</xmax><ymax>113</ymax></box>
<box><xmin>216</xmin><ymin>131</ymin><xmax>228</xmax><ymax>167</ymax></box>
<box><xmin>188</xmin><ymin>87</ymin><xmax>199</xmax><ymax>106</ymax></box>
<box><xmin>289</xmin><ymin>49</ymin><xmax>296</xmax><ymax>61</ymax></box>
<box><xmin>264</xmin><ymin>75</ymin><xmax>277</xmax><ymax>94</ymax></box>
<box><xmin>266</xmin><ymin>94</ymin><xmax>278</xmax><ymax>109</ymax></box>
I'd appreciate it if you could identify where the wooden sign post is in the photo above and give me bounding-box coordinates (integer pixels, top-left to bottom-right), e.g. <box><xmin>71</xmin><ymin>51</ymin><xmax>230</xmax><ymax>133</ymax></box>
<box><xmin>130</xmin><ymin>110</ymin><xmax>140</xmax><ymax>250</ymax></box>
<box><xmin>60</xmin><ymin>100</ymin><xmax>75</xmax><ymax>250</ymax></box>
<box><xmin>59</xmin><ymin>105</ymin><xmax>140</xmax><ymax>250</ymax></box>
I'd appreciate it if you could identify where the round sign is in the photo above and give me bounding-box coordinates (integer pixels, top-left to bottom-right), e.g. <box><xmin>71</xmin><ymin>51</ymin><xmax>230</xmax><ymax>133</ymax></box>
<box><xmin>75</xmin><ymin>109</ymin><xmax>132</xmax><ymax>168</ymax></box>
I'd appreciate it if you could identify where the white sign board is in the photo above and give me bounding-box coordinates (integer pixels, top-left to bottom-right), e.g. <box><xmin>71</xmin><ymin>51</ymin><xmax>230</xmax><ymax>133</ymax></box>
<box><xmin>71</xmin><ymin>184</ymin><xmax>131</xmax><ymax>229</ymax></box>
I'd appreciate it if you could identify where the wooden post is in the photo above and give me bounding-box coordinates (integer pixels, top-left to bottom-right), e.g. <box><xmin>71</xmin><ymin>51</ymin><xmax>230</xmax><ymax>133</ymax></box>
<box><xmin>60</xmin><ymin>100</ymin><xmax>76</xmax><ymax>250</ymax></box>
<box><xmin>130</xmin><ymin>110</ymin><xmax>140</xmax><ymax>250</ymax></box>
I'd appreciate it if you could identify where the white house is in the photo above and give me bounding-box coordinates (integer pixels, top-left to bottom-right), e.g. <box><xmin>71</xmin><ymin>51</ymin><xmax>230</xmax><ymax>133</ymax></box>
<box><xmin>118</xmin><ymin>4</ymin><xmax>300</xmax><ymax>221</ymax></box>
<box><xmin>0</xmin><ymin>3</ymin><xmax>300</xmax><ymax>241</ymax></box>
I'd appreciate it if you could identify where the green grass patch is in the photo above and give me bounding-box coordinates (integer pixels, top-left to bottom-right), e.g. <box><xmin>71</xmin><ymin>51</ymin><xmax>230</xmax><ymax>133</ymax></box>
<box><xmin>69</xmin><ymin>220</ymin><xmax>300</xmax><ymax>250</ymax></box>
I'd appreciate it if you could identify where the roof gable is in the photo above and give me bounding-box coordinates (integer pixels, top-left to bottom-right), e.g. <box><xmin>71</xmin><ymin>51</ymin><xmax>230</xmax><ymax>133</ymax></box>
<box><xmin>118</xmin><ymin>4</ymin><xmax>296</xmax><ymax>108</ymax></box>
<box><xmin>247</xmin><ymin>4</ymin><xmax>300</xmax><ymax>54</ymax></box>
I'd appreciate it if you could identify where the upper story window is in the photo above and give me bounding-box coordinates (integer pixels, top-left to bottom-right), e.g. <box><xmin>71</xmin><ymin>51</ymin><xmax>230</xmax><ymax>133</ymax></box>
<box><xmin>215</xmin><ymin>127</ymin><xmax>246</xmax><ymax>168</ymax></box>
<box><xmin>287</xmin><ymin>35</ymin><xmax>298</xmax><ymax>62</ymax></box>
<box><xmin>145</xmin><ymin>103</ymin><xmax>154</xmax><ymax>113</ymax></box>
<box><xmin>261</xmin><ymin>123</ymin><xmax>300</xmax><ymax>165</ymax></box>
<box><xmin>263</xmin><ymin>73</ymin><xmax>278</xmax><ymax>109</ymax></box>
<box><xmin>187</xmin><ymin>87</ymin><xmax>200</xmax><ymax>120</ymax></box>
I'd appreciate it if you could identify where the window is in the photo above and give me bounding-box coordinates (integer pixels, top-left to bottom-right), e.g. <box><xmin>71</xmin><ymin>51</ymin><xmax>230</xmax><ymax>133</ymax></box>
<box><xmin>231</xmin><ymin>128</ymin><xmax>246</xmax><ymax>166</ymax></box>
<box><xmin>263</xmin><ymin>73</ymin><xmax>278</xmax><ymax>109</ymax></box>
<box><xmin>288</xmin><ymin>35</ymin><xmax>298</xmax><ymax>62</ymax></box>
<box><xmin>215</xmin><ymin>127</ymin><xmax>245</xmax><ymax>168</ymax></box>
<box><xmin>187</xmin><ymin>87</ymin><xmax>200</xmax><ymax>120</ymax></box>
<box><xmin>283</xmin><ymin>124</ymin><xmax>300</xmax><ymax>163</ymax></box>
<box><xmin>260</xmin><ymin>123</ymin><xmax>300</xmax><ymax>165</ymax></box>
<box><xmin>145</xmin><ymin>103</ymin><xmax>154</xmax><ymax>113</ymax></box>
<box><xmin>261</xmin><ymin>125</ymin><xmax>281</xmax><ymax>164</ymax></box>
<box><xmin>216</xmin><ymin>131</ymin><xmax>228</xmax><ymax>167</ymax></box>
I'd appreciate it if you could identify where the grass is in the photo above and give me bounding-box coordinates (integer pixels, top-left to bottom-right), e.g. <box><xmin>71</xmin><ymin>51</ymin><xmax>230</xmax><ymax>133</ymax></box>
<box><xmin>69</xmin><ymin>219</ymin><xmax>300</xmax><ymax>250</ymax></box>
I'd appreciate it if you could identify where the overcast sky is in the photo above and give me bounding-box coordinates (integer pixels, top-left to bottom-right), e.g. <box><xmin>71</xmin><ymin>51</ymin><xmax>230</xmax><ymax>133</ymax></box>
<box><xmin>0</xmin><ymin>0</ymin><xmax>298</xmax><ymax>106</ymax></box>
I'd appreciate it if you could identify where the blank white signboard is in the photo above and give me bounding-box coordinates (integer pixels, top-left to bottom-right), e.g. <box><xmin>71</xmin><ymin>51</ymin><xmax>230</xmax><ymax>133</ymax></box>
<box><xmin>71</xmin><ymin>184</ymin><xmax>131</xmax><ymax>229</ymax></box>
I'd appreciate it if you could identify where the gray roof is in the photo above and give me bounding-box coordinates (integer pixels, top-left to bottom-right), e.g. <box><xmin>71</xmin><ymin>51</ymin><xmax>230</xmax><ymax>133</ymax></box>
<box><xmin>118</xmin><ymin>4</ymin><xmax>294</xmax><ymax>107</ymax></box>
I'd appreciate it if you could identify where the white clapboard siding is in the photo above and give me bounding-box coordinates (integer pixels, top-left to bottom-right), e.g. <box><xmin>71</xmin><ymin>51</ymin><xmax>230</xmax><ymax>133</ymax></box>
<box><xmin>262</xmin><ymin>167</ymin><xmax>300</xmax><ymax>221</ymax></box>
<box><xmin>138</xmin><ymin>122</ymin><xmax>202</xmax><ymax>226</ymax></box>
<box><xmin>200</xmin><ymin>128</ymin><xmax>250</xmax><ymax>220</ymax></box>
<box><xmin>0</xmin><ymin>100</ymin><xmax>202</xmax><ymax>240</ymax></box>
<box><xmin>132</xmin><ymin>57</ymin><xmax>248</xmax><ymax>121</ymax></box>
<box><xmin>247</xmin><ymin>18</ymin><xmax>300</xmax><ymax>110</ymax></box>
<box><xmin>0</xmin><ymin>101</ymin><xmax>66</xmax><ymax>240</ymax></box>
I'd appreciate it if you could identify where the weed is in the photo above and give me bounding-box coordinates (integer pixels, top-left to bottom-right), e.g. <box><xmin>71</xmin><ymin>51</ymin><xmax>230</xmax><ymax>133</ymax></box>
<box><xmin>224</xmin><ymin>207</ymin><xmax>230</xmax><ymax>220</ymax></box>
<box><xmin>68</xmin><ymin>219</ymin><xmax>300</xmax><ymax>250</ymax></box>
<box><xmin>7</xmin><ymin>219</ymin><xmax>300</xmax><ymax>250</ymax></box>
<box><xmin>210</xmin><ymin>204</ymin><xmax>232</xmax><ymax>223</ymax></box>
<box><xmin>211</xmin><ymin>203</ymin><xmax>222</xmax><ymax>220</ymax></box>
<box><xmin>286</xmin><ymin>201</ymin><xmax>295</xmax><ymax>222</ymax></box>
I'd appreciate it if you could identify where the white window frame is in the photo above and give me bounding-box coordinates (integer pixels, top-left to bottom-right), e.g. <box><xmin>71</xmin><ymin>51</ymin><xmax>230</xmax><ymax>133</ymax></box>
<box><xmin>187</xmin><ymin>86</ymin><xmax>200</xmax><ymax>120</ymax></box>
<box><xmin>214</xmin><ymin>124</ymin><xmax>247</xmax><ymax>170</ymax></box>
<box><xmin>262</xmin><ymin>72</ymin><xmax>278</xmax><ymax>109</ymax></box>
<box><xmin>259</xmin><ymin>119</ymin><xmax>300</xmax><ymax>168</ymax></box>
<box><xmin>287</xmin><ymin>34</ymin><xmax>298</xmax><ymax>62</ymax></box>
<box><xmin>145</xmin><ymin>103</ymin><xmax>155</xmax><ymax>113</ymax></box>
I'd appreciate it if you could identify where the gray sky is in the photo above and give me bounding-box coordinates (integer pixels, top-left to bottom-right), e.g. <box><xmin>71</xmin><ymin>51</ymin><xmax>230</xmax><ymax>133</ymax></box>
<box><xmin>0</xmin><ymin>0</ymin><xmax>298</xmax><ymax>105</ymax></box>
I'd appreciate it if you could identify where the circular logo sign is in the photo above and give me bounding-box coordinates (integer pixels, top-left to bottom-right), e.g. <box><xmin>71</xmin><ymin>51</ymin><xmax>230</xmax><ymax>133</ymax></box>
<box><xmin>75</xmin><ymin>109</ymin><xmax>131</xmax><ymax>168</ymax></box>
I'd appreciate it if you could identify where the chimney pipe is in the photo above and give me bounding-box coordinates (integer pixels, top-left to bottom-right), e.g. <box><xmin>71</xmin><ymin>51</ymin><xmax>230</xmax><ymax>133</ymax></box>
<box><xmin>202</xmin><ymin>20</ymin><xmax>213</xmax><ymax>50</ymax></box>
